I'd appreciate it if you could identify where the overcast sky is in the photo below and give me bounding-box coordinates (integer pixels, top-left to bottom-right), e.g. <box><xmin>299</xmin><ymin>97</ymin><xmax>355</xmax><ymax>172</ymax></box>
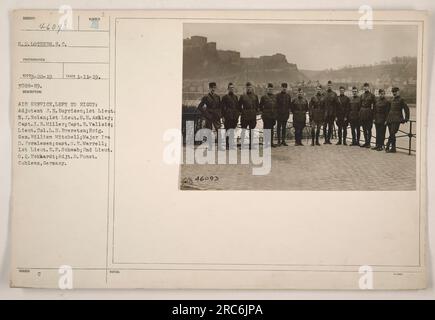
<box><xmin>184</xmin><ymin>23</ymin><xmax>418</xmax><ymax>70</ymax></box>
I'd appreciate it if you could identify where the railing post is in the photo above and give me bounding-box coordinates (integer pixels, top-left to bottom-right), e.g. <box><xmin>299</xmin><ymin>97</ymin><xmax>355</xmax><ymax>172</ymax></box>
<box><xmin>408</xmin><ymin>121</ymin><xmax>413</xmax><ymax>155</ymax></box>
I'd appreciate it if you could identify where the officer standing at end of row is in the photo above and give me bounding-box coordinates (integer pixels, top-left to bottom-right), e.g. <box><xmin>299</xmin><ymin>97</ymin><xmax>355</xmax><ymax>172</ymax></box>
<box><xmin>359</xmin><ymin>82</ymin><xmax>376</xmax><ymax>148</ymax></box>
<box><xmin>260</xmin><ymin>83</ymin><xmax>278</xmax><ymax>148</ymax></box>
<box><xmin>372</xmin><ymin>88</ymin><xmax>390</xmax><ymax>151</ymax></box>
<box><xmin>336</xmin><ymin>86</ymin><xmax>350</xmax><ymax>145</ymax></box>
<box><xmin>276</xmin><ymin>82</ymin><xmax>292</xmax><ymax>146</ymax></box>
<box><xmin>309</xmin><ymin>85</ymin><xmax>325</xmax><ymax>146</ymax></box>
<box><xmin>197</xmin><ymin>82</ymin><xmax>222</xmax><ymax>131</ymax></box>
<box><xmin>385</xmin><ymin>87</ymin><xmax>410</xmax><ymax>153</ymax></box>
<box><xmin>323</xmin><ymin>80</ymin><xmax>338</xmax><ymax>144</ymax></box>
<box><xmin>292</xmin><ymin>87</ymin><xmax>308</xmax><ymax>146</ymax></box>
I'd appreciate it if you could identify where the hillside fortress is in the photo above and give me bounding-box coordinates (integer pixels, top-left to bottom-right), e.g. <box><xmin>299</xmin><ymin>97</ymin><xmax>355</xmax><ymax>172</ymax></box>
<box><xmin>183</xmin><ymin>36</ymin><xmax>306</xmax><ymax>83</ymax></box>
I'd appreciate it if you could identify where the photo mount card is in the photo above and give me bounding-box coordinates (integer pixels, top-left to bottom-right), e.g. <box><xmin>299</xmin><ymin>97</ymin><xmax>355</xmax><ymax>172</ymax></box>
<box><xmin>9</xmin><ymin>10</ymin><xmax>428</xmax><ymax>289</ymax></box>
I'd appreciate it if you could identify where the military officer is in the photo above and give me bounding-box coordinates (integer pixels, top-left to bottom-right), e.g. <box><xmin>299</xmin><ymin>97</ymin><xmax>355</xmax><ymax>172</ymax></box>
<box><xmin>335</xmin><ymin>86</ymin><xmax>350</xmax><ymax>145</ymax></box>
<box><xmin>291</xmin><ymin>87</ymin><xmax>309</xmax><ymax>146</ymax></box>
<box><xmin>372</xmin><ymin>88</ymin><xmax>390</xmax><ymax>151</ymax></box>
<box><xmin>309</xmin><ymin>85</ymin><xmax>325</xmax><ymax>146</ymax></box>
<box><xmin>323</xmin><ymin>80</ymin><xmax>338</xmax><ymax>144</ymax></box>
<box><xmin>259</xmin><ymin>83</ymin><xmax>278</xmax><ymax>148</ymax></box>
<box><xmin>221</xmin><ymin>82</ymin><xmax>240</xmax><ymax>148</ymax></box>
<box><xmin>275</xmin><ymin>83</ymin><xmax>292</xmax><ymax>146</ymax></box>
<box><xmin>359</xmin><ymin>82</ymin><xmax>376</xmax><ymax>148</ymax></box>
<box><xmin>197</xmin><ymin>82</ymin><xmax>221</xmax><ymax>131</ymax></box>
<box><xmin>348</xmin><ymin>86</ymin><xmax>361</xmax><ymax>146</ymax></box>
<box><xmin>238</xmin><ymin>82</ymin><xmax>259</xmax><ymax>147</ymax></box>
<box><xmin>385</xmin><ymin>87</ymin><xmax>410</xmax><ymax>153</ymax></box>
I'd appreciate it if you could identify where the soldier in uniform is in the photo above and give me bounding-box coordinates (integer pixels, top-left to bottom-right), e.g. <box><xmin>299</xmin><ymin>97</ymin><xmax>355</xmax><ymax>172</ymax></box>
<box><xmin>323</xmin><ymin>80</ymin><xmax>338</xmax><ymax>144</ymax></box>
<box><xmin>275</xmin><ymin>83</ymin><xmax>292</xmax><ymax>146</ymax></box>
<box><xmin>238</xmin><ymin>82</ymin><xmax>259</xmax><ymax>147</ymax></box>
<box><xmin>335</xmin><ymin>86</ymin><xmax>350</xmax><ymax>145</ymax></box>
<box><xmin>348</xmin><ymin>86</ymin><xmax>361</xmax><ymax>146</ymax></box>
<box><xmin>221</xmin><ymin>82</ymin><xmax>240</xmax><ymax>148</ymax></box>
<box><xmin>260</xmin><ymin>83</ymin><xmax>278</xmax><ymax>148</ymax></box>
<box><xmin>309</xmin><ymin>85</ymin><xmax>325</xmax><ymax>146</ymax></box>
<box><xmin>372</xmin><ymin>88</ymin><xmax>390</xmax><ymax>151</ymax></box>
<box><xmin>197</xmin><ymin>82</ymin><xmax>221</xmax><ymax>131</ymax></box>
<box><xmin>359</xmin><ymin>82</ymin><xmax>376</xmax><ymax>148</ymax></box>
<box><xmin>385</xmin><ymin>87</ymin><xmax>410</xmax><ymax>153</ymax></box>
<box><xmin>291</xmin><ymin>87</ymin><xmax>309</xmax><ymax>146</ymax></box>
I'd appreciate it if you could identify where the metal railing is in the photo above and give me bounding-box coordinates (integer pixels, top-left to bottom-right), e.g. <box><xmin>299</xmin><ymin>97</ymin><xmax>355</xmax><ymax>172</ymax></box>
<box><xmin>182</xmin><ymin>110</ymin><xmax>416</xmax><ymax>155</ymax></box>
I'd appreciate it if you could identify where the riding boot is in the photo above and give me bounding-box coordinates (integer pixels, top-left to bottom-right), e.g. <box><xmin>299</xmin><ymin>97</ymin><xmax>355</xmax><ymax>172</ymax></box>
<box><xmin>390</xmin><ymin>139</ymin><xmax>397</xmax><ymax>153</ymax></box>
<box><xmin>385</xmin><ymin>137</ymin><xmax>391</xmax><ymax>152</ymax></box>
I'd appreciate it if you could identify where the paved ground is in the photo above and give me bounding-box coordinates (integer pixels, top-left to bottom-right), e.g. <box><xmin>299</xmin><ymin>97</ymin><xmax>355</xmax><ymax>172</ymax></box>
<box><xmin>179</xmin><ymin>139</ymin><xmax>416</xmax><ymax>191</ymax></box>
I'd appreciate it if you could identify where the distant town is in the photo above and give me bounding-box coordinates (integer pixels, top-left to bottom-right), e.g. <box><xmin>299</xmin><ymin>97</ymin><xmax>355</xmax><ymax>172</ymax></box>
<box><xmin>183</xmin><ymin>35</ymin><xmax>417</xmax><ymax>104</ymax></box>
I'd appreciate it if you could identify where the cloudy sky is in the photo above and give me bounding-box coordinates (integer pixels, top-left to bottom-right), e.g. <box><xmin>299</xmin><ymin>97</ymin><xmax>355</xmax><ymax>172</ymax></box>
<box><xmin>184</xmin><ymin>23</ymin><xmax>418</xmax><ymax>70</ymax></box>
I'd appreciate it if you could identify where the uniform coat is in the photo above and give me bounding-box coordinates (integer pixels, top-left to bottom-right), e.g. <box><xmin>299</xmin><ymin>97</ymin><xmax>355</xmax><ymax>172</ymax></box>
<box><xmin>386</xmin><ymin>96</ymin><xmax>410</xmax><ymax>124</ymax></box>
<box><xmin>197</xmin><ymin>93</ymin><xmax>221</xmax><ymax>118</ymax></box>
<box><xmin>292</xmin><ymin>96</ymin><xmax>308</xmax><ymax>125</ymax></box>
<box><xmin>238</xmin><ymin>93</ymin><xmax>259</xmax><ymax>122</ymax></box>
<box><xmin>197</xmin><ymin>92</ymin><xmax>222</xmax><ymax>130</ymax></box>
<box><xmin>348</xmin><ymin>96</ymin><xmax>361</xmax><ymax>124</ymax></box>
<box><xmin>359</xmin><ymin>91</ymin><xmax>376</xmax><ymax>122</ymax></box>
<box><xmin>323</xmin><ymin>89</ymin><xmax>338</xmax><ymax>121</ymax></box>
<box><xmin>336</xmin><ymin>94</ymin><xmax>350</xmax><ymax>126</ymax></box>
<box><xmin>221</xmin><ymin>92</ymin><xmax>239</xmax><ymax>129</ymax></box>
<box><xmin>309</xmin><ymin>94</ymin><xmax>325</xmax><ymax>124</ymax></box>
<box><xmin>260</xmin><ymin>93</ymin><xmax>277</xmax><ymax>121</ymax></box>
<box><xmin>374</xmin><ymin>97</ymin><xmax>391</xmax><ymax>125</ymax></box>
<box><xmin>276</xmin><ymin>91</ymin><xmax>292</xmax><ymax>122</ymax></box>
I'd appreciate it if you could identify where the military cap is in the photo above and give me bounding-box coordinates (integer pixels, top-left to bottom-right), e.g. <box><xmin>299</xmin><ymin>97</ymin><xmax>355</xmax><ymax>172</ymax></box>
<box><xmin>267</xmin><ymin>83</ymin><xmax>274</xmax><ymax>88</ymax></box>
<box><xmin>209</xmin><ymin>82</ymin><xmax>217</xmax><ymax>88</ymax></box>
<box><xmin>363</xmin><ymin>82</ymin><xmax>370</xmax><ymax>87</ymax></box>
<box><xmin>297</xmin><ymin>87</ymin><xmax>303</xmax><ymax>92</ymax></box>
<box><xmin>281</xmin><ymin>83</ymin><xmax>288</xmax><ymax>88</ymax></box>
<box><xmin>228</xmin><ymin>82</ymin><xmax>234</xmax><ymax>87</ymax></box>
<box><xmin>246</xmin><ymin>82</ymin><xmax>252</xmax><ymax>87</ymax></box>
<box><xmin>378</xmin><ymin>88</ymin><xmax>385</xmax><ymax>93</ymax></box>
<box><xmin>352</xmin><ymin>86</ymin><xmax>357</xmax><ymax>90</ymax></box>
<box><xmin>339</xmin><ymin>86</ymin><xmax>345</xmax><ymax>90</ymax></box>
<box><xmin>391</xmin><ymin>87</ymin><xmax>400</xmax><ymax>93</ymax></box>
<box><xmin>327</xmin><ymin>80</ymin><xmax>332</xmax><ymax>84</ymax></box>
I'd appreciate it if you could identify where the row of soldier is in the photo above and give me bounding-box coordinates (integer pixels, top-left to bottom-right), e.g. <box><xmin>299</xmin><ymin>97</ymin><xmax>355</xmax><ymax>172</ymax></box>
<box><xmin>197</xmin><ymin>81</ymin><xmax>410</xmax><ymax>153</ymax></box>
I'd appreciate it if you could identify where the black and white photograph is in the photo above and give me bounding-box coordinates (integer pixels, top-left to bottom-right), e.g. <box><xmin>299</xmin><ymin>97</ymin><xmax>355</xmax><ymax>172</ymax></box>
<box><xmin>5</xmin><ymin>8</ymin><xmax>429</xmax><ymax>292</ymax></box>
<box><xmin>180</xmin><ymin>23</ymin><xmax>419</xmax><ymax>190</ymax></box>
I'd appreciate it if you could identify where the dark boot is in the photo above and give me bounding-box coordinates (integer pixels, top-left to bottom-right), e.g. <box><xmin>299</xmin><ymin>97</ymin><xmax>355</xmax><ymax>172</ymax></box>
<box><xmin>385</xmin><ymin>138</ymin><xmax>391</xmax><ymax>152</ymax></box>
<box><xmin>389</xmin><ymin>140</ymin><xmax>397</xmax><ymax>153</ymax></box>
<box><xmin>361</xmin><ymin>131</ymin><xmax>367</xmax><ymax>147</ymax></box>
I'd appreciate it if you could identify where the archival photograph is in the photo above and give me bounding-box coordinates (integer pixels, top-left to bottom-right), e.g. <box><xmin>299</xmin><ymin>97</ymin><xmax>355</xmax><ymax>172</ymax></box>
<box><xmin>180</xmin><ymin>23</ymin><xmax>418</xmax><ymax>191</ymax></box>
